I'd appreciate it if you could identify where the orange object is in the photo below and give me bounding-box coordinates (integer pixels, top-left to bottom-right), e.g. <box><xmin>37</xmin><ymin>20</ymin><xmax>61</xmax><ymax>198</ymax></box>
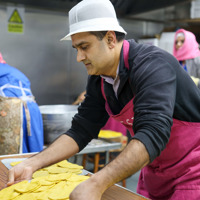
<box><xmin>0</xmin><ymin>110</ymin><xmax>7</xmax><ymax>117</ymax></box>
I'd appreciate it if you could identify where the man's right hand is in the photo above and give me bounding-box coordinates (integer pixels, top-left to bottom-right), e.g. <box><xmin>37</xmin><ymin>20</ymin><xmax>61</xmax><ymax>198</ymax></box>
<box><xmin>7</xmin><ymin>135</ymin><xmax>80</xmax><ymax>187</ymax></box>
<box><xmin>7</xmin><ymin>161</ymin><xmax>34</xmax><ymax>186</ymax></box>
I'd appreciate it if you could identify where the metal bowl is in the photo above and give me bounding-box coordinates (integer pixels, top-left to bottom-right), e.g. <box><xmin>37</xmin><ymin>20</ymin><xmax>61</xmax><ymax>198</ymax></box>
<box><xmin>39</xmin><ymin>105</ymin><xmax>78</xmax><ymax>144</ymax></box>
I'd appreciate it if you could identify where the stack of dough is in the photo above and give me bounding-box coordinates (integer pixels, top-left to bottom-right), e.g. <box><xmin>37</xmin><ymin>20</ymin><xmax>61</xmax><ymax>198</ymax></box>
<box><xmin>0</xmin><ymin>160</ymin><xmax>89</xmax><ymax>200</ymax></box>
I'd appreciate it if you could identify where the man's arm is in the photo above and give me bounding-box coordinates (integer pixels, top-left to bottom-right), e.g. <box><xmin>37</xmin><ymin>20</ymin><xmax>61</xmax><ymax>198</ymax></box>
<box><xmin>70</xmin><ymin>139</ymin><xmax>150</xmax><ymax>200</ymax></box>
<box><xmin>8</xmin><ymin>134</ymin><xmax>79</xmax><ymax>185</ymax></box>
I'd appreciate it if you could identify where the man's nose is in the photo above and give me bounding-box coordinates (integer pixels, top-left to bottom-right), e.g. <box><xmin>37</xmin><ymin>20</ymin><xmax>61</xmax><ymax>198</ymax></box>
<box><xmin>77</xmin><ymin>50</ymin><xmax>85</xmax><ymax>63</ymax></box>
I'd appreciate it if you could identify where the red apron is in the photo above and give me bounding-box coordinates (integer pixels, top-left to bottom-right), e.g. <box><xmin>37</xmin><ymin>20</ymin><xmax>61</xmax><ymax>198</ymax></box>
<box><xmin>101</xmin><ymin>40</ymin><xmax>200</xmax><ymax>199</ymax></box>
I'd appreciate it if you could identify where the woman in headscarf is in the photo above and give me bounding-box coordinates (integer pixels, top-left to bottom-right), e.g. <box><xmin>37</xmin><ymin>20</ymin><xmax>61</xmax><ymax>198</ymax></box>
<box><xmin>173</xmin><ymin>29</ymin><xmax>200</xmax><ymax>88</ymax></box>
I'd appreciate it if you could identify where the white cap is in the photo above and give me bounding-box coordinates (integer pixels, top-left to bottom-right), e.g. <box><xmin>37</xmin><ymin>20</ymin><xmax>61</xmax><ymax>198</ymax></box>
<box><xmin>176</xmin><ymin>32</ymin><xmax>185</xmax><ymax>39</ymax></box>
<box><xmin>61</xmin><ymin>0</ymin><xmax>127</xmax><ymax>41</ymax></box>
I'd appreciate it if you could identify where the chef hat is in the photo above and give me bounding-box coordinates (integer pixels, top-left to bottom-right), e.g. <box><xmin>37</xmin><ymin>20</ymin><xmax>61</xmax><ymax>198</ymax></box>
<box><xmin>61</xmin><ymin>0</ymin><xmax>126</xmax><ymax>40</ymax></box>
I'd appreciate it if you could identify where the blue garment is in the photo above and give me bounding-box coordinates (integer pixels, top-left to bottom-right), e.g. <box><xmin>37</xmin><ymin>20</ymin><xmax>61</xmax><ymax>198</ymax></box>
<box><xmin>0</xmin><ymin>63</ymin><xmax>43</xmax><ymax>153</ymax></box>
<box><xmin>179</xmin><ymin>61</ymin><xmax>188</xmax><ymax>72</ymax></box>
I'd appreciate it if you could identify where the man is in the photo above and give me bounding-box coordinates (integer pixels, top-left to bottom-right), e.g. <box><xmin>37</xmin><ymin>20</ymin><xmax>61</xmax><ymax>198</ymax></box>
<box><xmin>7</xmin><ymin>0</ymin><xmax>200</xmax><ymax>199</ymax></box>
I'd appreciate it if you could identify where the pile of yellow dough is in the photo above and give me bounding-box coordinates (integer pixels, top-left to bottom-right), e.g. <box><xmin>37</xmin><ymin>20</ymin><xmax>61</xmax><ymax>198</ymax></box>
<box><xmin>0</xmin><ymin>160</ymin><xmax>89</xmax><ymax>200</ymax></box>
<box><xmin>98</xmin><ymin>130</ymin><xmax>122</xmax><ymax>138</ymax></box>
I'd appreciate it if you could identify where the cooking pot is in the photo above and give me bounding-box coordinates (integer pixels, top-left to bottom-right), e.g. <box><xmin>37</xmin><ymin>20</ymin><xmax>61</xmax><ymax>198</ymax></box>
<box><xmin>39</xmin><ymin>105</ymin><xmax>78</xmax><ymax>144</ymax></box>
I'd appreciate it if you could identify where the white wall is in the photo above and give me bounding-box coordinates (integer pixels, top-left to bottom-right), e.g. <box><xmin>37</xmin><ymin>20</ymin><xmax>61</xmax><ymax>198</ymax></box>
<box><xmin>0</xmin><ymin>5</ymin><xmax>88</xmax><ymax>105</ymax></box>
<box><xmin>0</xmin><ymin>4</ymin><xmax>165</xmax><ymax>105</ymax></box>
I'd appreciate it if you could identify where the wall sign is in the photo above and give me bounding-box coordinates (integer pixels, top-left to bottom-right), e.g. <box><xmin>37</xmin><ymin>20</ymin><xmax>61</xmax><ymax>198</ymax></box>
<box><xmin>7</xmin><ymin>6</ymin><xmax>24</xmax><ymax>33</ymax></box>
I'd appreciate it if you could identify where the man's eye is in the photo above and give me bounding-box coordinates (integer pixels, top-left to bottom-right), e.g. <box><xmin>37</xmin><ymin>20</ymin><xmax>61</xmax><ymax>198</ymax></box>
<box><xmin>81</xmin><ymin>46</ymin><xmax>88</xmax><ymax>50</ymax></box>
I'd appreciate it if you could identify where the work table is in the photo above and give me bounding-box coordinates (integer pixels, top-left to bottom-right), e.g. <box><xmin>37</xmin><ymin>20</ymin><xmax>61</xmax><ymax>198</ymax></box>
<box><xmin>0</xmin><ymin>153</ymin><xmax>150</xmax><ymax>200</ymax></box>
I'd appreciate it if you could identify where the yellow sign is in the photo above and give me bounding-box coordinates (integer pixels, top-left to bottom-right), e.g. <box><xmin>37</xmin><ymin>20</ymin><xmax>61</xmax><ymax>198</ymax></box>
<box><xmin>9</xmin><ymin>9</ymin><xmax>23</xmax><ymax>23</ymax></box>
<box><xmin>7</xmin><ymin>7</ymin><xmax>24</xmax><ymax>33</ymax></box>
<box><xmin>8</xmin><ymin>23</ymin><xmax>23</xmax><ymax>33</ymax></box>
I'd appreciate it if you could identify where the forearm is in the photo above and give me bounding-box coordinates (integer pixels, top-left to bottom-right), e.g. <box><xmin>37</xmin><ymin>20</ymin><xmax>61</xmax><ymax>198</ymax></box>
<box><xmin>89</xmin><ymin>139</ymin><xmax>150</xmax><ymax>193</ymax></box>
<box><xmin>25</xmin><ymin>134</ymin><xmax>79</xmax><ymax>171</ymax></box>
<box><xmin>8</xmin><ymin>134</ymin><xmax>79</xmax><ymax>185</ymax></box>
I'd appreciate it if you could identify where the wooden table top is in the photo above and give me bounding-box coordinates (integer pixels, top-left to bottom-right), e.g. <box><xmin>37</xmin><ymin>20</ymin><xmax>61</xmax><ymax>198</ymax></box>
<box><xmin>0</xmin><ymin>154</ymin><xmax>150</xmax><ymax>200</ymax></box>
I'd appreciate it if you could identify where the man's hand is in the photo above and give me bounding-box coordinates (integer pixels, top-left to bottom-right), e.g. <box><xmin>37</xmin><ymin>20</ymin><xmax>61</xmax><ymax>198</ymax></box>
<box><xmin>7</xmin><ymin>161</ymin><xmax>34</xmax><ymax>186</ymax></box>
<box><xmin>69</xmin><ymin>176</ymin><xmax>104</xmax><ymax>200</ymax></box>
<box><xmin>7</xmin><ymin>135</ymin><xmax>80</xmax><ymax>187</ymax></box>
<box><xmin>70</xmin><ymin>139</ymin><xmax>150</xmax><ymax>199</ymax></box>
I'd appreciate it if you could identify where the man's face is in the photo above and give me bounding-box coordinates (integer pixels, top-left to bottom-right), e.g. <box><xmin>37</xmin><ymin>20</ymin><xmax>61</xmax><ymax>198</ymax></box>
<box><xmin>71</xmin><ymin>32</ymin><xmax>114</xmax><ymax>76</ymax></box>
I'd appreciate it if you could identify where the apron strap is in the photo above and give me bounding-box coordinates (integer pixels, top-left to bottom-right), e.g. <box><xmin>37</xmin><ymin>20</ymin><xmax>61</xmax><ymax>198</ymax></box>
<box><xmin>101</xmin><ymin>78</ymin><xmax>106</xmax><ymax>100</ymax></box>
<box><xmin>123</xmin><ymin>40</ymin><xmax>130</xmax><ymax>70</ymax></box>
<box><xmin>0</xmin><ymin>81</ymin><xmax>35</xmax><ymax>102</ymax></box>
<box><xmin>101</xmin><ymin>40</ymin><xmax>130</xmax><ymax>100</ymax></box>
<box><xmin>23</xmin><ymin>101</ymin><xmax>31</xmax><ymax>136</ymax></box>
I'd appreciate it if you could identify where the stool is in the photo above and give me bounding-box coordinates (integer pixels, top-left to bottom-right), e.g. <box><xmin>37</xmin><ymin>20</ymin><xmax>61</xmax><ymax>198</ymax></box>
<box><xmin>82</xmin><ymin>152</ymin><xmax>103</xmax><ymax>173</ymax></box>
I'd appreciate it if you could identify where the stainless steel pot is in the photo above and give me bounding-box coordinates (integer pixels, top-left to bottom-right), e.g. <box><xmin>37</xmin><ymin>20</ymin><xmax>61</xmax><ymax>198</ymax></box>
<box><xmin>39</xmin><ymin>105</ymin><xmax>78</xmax><ymax>144</ymax></box>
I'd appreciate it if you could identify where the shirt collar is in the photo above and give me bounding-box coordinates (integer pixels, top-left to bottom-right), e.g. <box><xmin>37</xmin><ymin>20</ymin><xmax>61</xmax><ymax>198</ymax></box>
<box><xmin>101</xmin><ymin>64</ymin><xmax>119</xmax><ymax>85</ymax></box>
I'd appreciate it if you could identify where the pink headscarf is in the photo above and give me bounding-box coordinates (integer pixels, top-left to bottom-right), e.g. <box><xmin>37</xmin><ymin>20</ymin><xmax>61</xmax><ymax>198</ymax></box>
<box><xmin>0</xmin><ymin>52</ymin><xmax>6</xmax><ymax>63</ymax></box>
<box><xmin>173</xmin><ymin>29</ymin><xmax>200</xmax><ymax>61</ymax></box>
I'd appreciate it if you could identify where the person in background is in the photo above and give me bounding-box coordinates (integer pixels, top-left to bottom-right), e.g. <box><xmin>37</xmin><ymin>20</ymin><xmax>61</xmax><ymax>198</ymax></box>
<box><xmin>7</xmin><ymin>1</ymin><xmax>200</xmax><ymax>200</ymax></box>
<box><xmin>0</xmin><ymin>52</ymin><xmax>44</xmax><ymax>153</ymax></box>
<box><xmin>173</xmin><ymin>28</ymin><xmax>200</xmax><ymax>88</ymax></box>
<box><xmin>72</xmin><ymin>90</ymin><xmax>86</xmax><ymax>105</ymax></box>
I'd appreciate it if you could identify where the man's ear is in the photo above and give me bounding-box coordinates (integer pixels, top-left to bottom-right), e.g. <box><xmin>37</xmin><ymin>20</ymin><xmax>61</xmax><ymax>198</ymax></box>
<box><xmin>105</xmin><ymin>31</ymin><xmax>116</xmax><ymax>49</ymax></box>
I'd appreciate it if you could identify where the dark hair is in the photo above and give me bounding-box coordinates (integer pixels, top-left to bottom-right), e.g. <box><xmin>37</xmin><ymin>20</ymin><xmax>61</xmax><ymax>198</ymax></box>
<box><xmin>89</xmin><ymin>31</ymin><xmax>125</xmax><ymax>42</ymax></box>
